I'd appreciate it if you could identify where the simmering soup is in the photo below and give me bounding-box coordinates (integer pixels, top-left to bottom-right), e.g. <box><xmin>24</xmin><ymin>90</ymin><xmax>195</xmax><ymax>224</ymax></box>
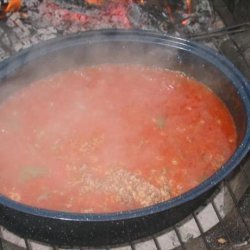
<box><xmin>0</xmin><ymin>64</ymin><xmax>236</xmax><ymax>213</ymax></box>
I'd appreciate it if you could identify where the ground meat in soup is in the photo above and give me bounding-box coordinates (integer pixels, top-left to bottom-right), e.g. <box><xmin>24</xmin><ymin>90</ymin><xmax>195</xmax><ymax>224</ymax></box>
<box><xmin>0</xmin><ymin>64</ymin><xmax>237</xmax><ymax>213</ymax></box>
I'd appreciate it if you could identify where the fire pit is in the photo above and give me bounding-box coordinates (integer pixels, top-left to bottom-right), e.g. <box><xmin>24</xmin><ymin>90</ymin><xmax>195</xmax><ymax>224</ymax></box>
<box><xmin>0</xmin><ymin>0</ymin><xmax>249</xmax><ymax>249</ymax></box>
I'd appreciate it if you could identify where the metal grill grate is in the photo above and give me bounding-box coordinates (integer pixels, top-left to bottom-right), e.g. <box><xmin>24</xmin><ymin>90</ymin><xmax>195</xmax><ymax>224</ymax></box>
<box><xmin>0</xmin><ymin>0</ymin><xmax>249</xmax><ymax>249</ymax></box>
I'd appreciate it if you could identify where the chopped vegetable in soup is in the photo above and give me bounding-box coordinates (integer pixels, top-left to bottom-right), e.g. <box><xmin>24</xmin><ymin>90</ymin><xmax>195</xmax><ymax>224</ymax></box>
<box><xmin>0</xmin><ymin>64</ymin><xmax>236</xmax><ymax>213</ymax></box>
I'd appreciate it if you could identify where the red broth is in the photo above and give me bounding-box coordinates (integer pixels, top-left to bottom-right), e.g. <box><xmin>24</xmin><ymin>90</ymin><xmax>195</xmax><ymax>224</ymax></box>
<box><xmin>0</xmin><ymin>64</ymin><xmax>236</xmax><ymax>213</ymax></box>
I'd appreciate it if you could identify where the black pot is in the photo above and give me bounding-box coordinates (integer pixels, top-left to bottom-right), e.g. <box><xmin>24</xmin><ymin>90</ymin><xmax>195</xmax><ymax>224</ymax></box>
<box><xmin>0</xmin><ymin>30</ymin><xmax>249</xmax><ymax>247</ymax></box>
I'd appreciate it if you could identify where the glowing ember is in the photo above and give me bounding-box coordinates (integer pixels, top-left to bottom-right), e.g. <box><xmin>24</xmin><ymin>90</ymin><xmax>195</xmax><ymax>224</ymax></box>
<box><xmin>182</xmin><ymin>18</ymin><xmax>190</xmax><ymax>26</ymax></box>
<box><xmin>85</xmin><ymin>0</ymin><xmax>104</xmax><ymax>5</ymax></box>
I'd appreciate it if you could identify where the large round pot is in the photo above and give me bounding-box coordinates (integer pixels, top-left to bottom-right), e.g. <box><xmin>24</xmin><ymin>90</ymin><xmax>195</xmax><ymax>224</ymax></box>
<box><xmin>0</xmin><ymin>30</ymin><xmax>249</xmax><ymax>247</ymax></box>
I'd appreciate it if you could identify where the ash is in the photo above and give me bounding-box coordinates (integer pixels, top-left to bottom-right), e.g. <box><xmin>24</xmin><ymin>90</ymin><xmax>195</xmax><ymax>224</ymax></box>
<box><xmin>0</xmin><ymin>0</ymin><xmax>214</xmax><ymax>59</ymax></box>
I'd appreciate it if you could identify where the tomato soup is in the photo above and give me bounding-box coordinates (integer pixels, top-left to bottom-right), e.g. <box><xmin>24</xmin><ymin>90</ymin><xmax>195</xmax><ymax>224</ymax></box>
<box><xmin>0</xmin><ymin>64</ymin><xmax>236</xmax><ymax>213</ymax></box>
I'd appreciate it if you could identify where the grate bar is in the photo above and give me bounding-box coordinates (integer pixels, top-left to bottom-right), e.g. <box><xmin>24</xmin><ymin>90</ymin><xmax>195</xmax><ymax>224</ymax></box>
<box><xmin>0</xmin><ymin>238</ymin><xmax>3</xmax><ymax>250</ymax></box>
<box><xmin>211</xmin><ymin>199</ymin><xmax>233</xmax><ymax>246</ymax></box>
<box><xmin>152</xmin><ymin>236</ymin><xmax>161</xmax><ymax>250</ymax></box>
<box><xmin>188</xmin><ymin>22</ymin><xmax>250</xmax><ymax>40</ymax></box>
<box><xmin>230</xmin><ymin>39</ymin><xmax>250</xmax><ymax>68</ymax></box>
<box><xmin>225</xmin><ymin>180</ymin><xmax>250</xmax><ymax>235</ymax></box>
<box><xmin>192</xmin><ymin>212</ymin><xmax>211</xmax><ymax>250</ymax></box>
<box><xmin>131</xmin><ymin>242</ymin><xmax>136</xmax><ymax>250</ymax></box>
<box><xmin>173</xmin><ymin>225</ymin><xmax>187</xmax><ymax>250</ymax></box>
<box><xmin>24</xmin><ymin>239</ymin><xmax>32</xmax><ymax>250</ymax></box>
<box><xmin>241</xmin><ymin>164</ymin><xmax>250</xmax><ymax>183</ymax></box>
